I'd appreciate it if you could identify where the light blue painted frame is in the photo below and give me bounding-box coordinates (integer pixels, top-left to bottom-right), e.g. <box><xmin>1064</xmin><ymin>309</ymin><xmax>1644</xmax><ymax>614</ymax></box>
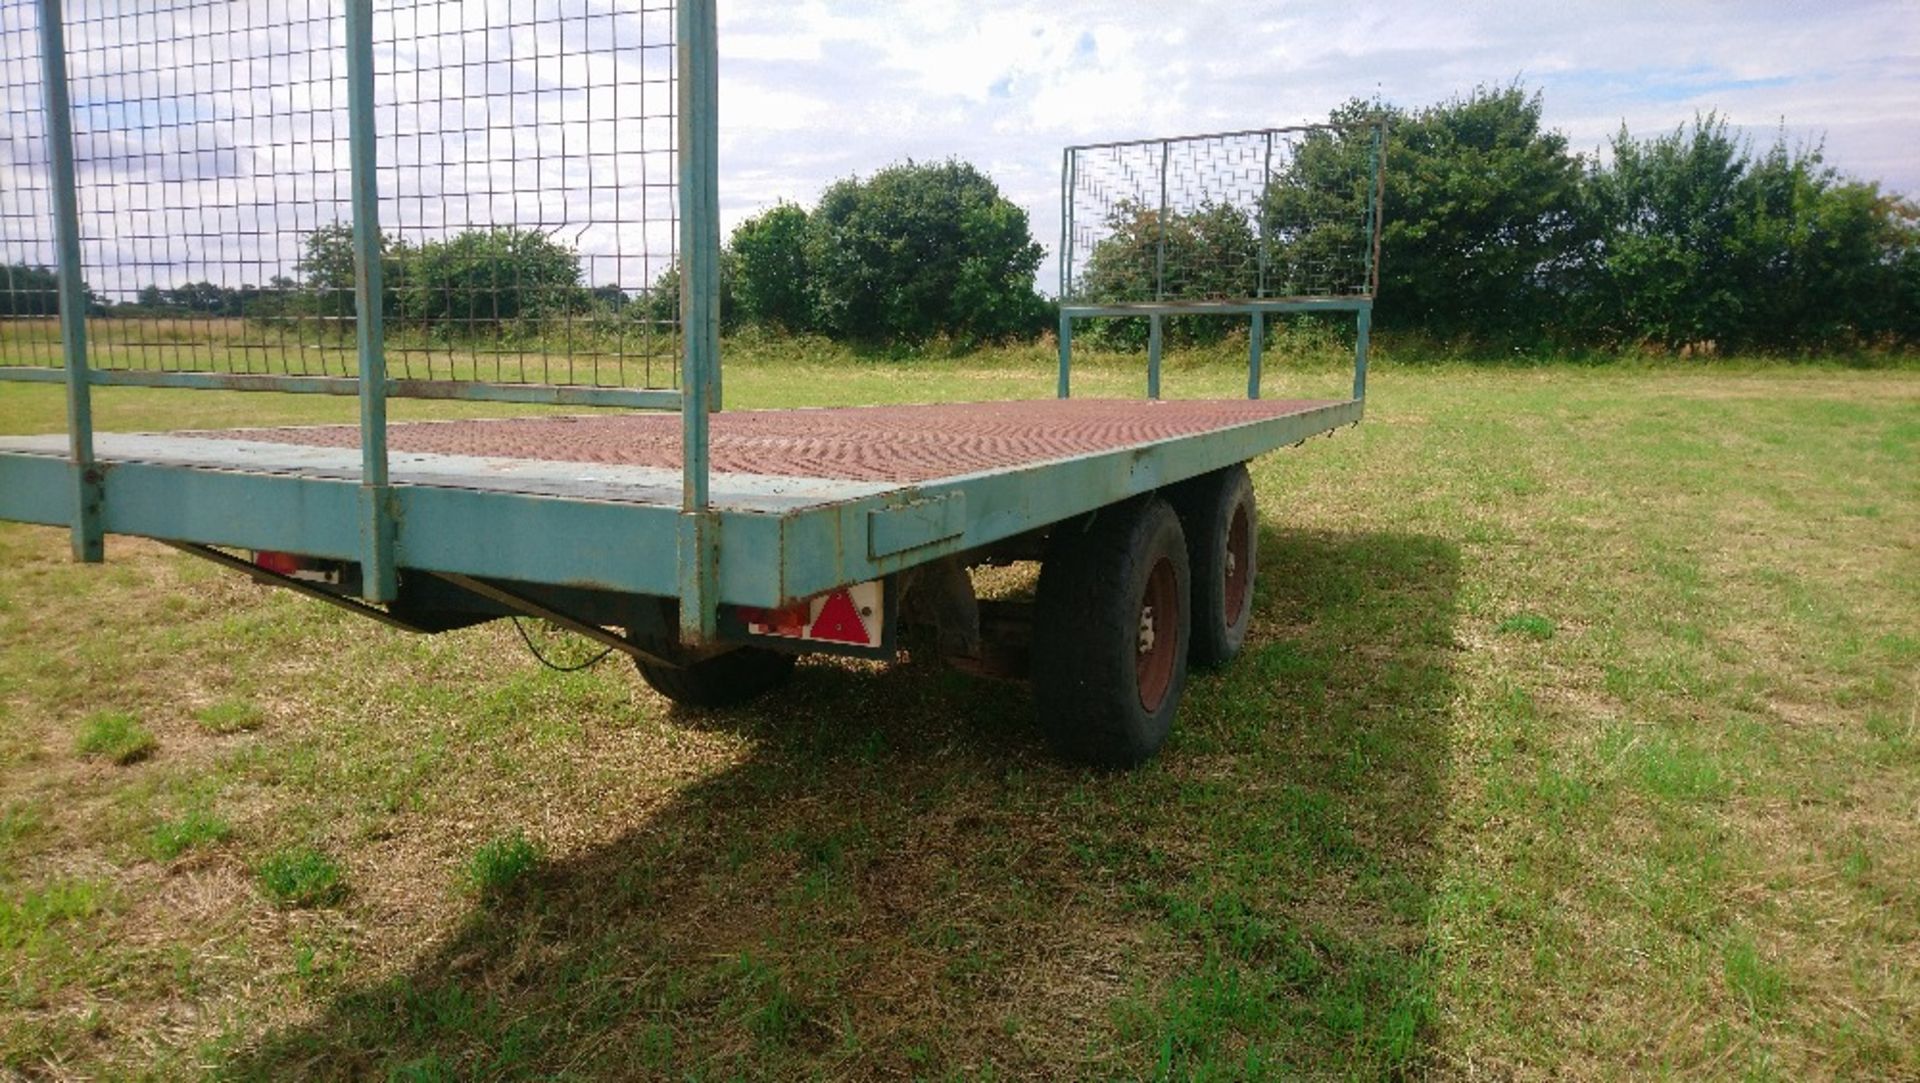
<box><xmin>33</xmin><ymin>0</ymin><xmax>99</xmax><ymax>563</ymax></box>
<box><xmin>5</xmin><ymin>0</ymin><xmax>724</xmax><ymax>635</ymax></box>
<box><xmin>0</xmin><ymin>4</ymin><xmax>1373</xmax><ymax>649</ymax></box>
<box><xmin>0</xmin><ymin>397</ymin><xmax>1359</xmax><ymax>611</ymax></box>
<box><xmin>1055</xmin><ymin>122</ymin><xmax>1386</xmax><ymax>404</ymax></box>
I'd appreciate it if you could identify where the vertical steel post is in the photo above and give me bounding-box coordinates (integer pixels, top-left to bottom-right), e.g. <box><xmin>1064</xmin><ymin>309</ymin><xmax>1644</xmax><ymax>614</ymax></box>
<box><xmin>1057</xmin><ymin>147</ymin><xmax>1072</xmax><ymax>399</ymax></box>
<box><xmin>1058</xmin><ymin>147</ymin><xmax>1072</xmax><ymax>302</ymax></box>
<box><xmin>1154</xmin><ymin>140</ymin><xmax>1169</xmax><ymax>303</ymax></box>
<box><xmin>1258</xmin><ymin>130</ymin><xmax>1273</xmax><ymax>299</ymax></box>
<box><xmin>1056</xmin><ymin>311</ymin><xmax>1072</xmax><ymax>398</ymax></box>
<box><xmin>1366</xmin><ymin>122</ymin><xmax>1385</xmax><ymax>299</ymax></box>
<box><xmin>1150</xmin><ymin>141</ymin><xmax>1169</xmax><ymax>402</ymax></box>
<box><xmin>1353</xmin><ymin>304</ymin><xmax>1371</xmax><ymax>402</ymax></box>
<box><xmin>1248</xmin><ymin>311</ymin><xmax>1264</xmax><ymax>400</ymax></box>
<box><xmin>1147</xmin><ymin>314</ymin><xmax>1162</xmax><ymax>400</ymax></box>
<box><xmin>1356</xmin><ymin>121</ymin><xmax>1383</xmax><ymax>404</ymax></box>
<box><xmin>676</xmin><ymin>0</ymin><xmax>720</xmax><ymax>643</ymax></box>
<box><xmin>37</xmin><ymin>0</ymin><xmax>101</xmax><ymax>562</ymax></box>
<box><xmin>344</xmin><ymin>0</ymin><xmax>395</xmax><ymax>602</ymax></box>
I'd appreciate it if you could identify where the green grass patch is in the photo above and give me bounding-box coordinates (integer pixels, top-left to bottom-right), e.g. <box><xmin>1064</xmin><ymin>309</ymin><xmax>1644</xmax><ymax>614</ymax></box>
<box><xmin>72</xmin><ymin>711</ymin><xmax>156</xmax><ymax>765</ymax></box>
<box><xmin>1723</xmin><ymin>936</ymin><xmax>1788</xmax><ymax>1020</ymax></box>
<box><xmin>193</xmin><ymin>699</ymin><xmax>267</xmax><ymax>735</ymax></box>
<box><xmin>257</xmin><ymin>847</ymin><xmax>346</xmax><ymax>909</ymax></box>
<box><xmin>1496</xmin><ymin>612</ymin><xmax>1556</xmax><ymax>640</ymax></box>
<box><xmin>148</xmin><ymin>807</ymin><xmax>232</xmax><ymax>862</ymax></box>
<box><xmin>0</xmin><ymin>802</ymin><xmax>45</xmax><ymax>857</ymax></box>
<box><xmin>0</xmin><ymin>879</ymin><xmax>107</xmax><ymax>950</ymax></box>
<box><xmin>0</xmin><ymin>357</ymin><xmax>1915</xmax><ymax>1078</ymax></box>
<box><xmin>461</xmin><ymin>832</ymin><xmax>541</xmax><ymax>895</ymax></box>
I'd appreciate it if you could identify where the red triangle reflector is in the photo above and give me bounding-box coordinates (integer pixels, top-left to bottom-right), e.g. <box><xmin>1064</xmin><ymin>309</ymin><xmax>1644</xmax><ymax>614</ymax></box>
<box><xmin>809</xmin><ymin>589</ymin><xmax>870</xmax><ymax>644</ymax></box>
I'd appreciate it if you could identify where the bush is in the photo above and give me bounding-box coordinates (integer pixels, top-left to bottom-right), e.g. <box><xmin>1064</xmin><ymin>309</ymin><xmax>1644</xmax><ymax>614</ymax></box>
<box><xmin>393</xmin><ymin>226</ymin><xmax>583</xmax><ymax>331</ymax></box>
<box><xmin>731</xmin><ymin>203</ymin><xmax>815</xmax><ymax>331</ymax></box>
<box><xmin>806</xmin><ymin>160</ymin><xmax>1048</xmax><ymax>344</ymax></box>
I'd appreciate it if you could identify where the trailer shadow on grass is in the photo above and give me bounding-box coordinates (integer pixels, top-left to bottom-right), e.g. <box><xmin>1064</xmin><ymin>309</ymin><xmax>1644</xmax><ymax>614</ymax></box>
<box><xmin>224</xmin><ymin>528</ymin><xmax>1460</xmax><ymax>1080</ymax></box>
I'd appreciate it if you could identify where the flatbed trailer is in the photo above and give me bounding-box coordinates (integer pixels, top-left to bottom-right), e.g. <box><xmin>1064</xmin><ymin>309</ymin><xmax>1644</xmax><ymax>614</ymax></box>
<box><xmin>0</xmin><ymin>0</ymin><xmax>1383</xmax><ymax>765</ymax></box>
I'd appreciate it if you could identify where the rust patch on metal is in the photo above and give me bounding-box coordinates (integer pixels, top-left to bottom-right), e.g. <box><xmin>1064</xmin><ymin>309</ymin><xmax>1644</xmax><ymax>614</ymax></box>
<box><xmin>184</xmin><ymin>398</ymin><xmax>1338</xmax><ymax>484</ymax></box>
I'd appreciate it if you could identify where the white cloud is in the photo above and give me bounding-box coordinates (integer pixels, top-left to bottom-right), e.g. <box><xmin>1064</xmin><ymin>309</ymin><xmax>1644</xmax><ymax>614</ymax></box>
<box><xmin>716</xmin><ymin>0</ymin><xmax>1920</xmax><ymax>291</ymax></box>
<box><xmin>4</xmin><ymin>0</ymin><xmax>1914</xmax><ymax>298</ymax></box>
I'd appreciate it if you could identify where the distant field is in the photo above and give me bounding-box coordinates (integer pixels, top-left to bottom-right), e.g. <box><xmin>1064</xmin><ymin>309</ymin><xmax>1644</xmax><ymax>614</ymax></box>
<box><xmin>0</xmin><ymin>315</ymin><xmax>685</xmax><ymax>389</ymax></box>
<box><xmin>0</xmin><ymin>350</ymin><xmax>1915</xmax><ymax>1079</ymax></box>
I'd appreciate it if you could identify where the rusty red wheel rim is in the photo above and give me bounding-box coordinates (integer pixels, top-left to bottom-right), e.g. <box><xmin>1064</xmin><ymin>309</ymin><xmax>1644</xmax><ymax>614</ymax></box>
<box><xmin>1136</xmin><ymin>556</ymin><xmax>1180</xmax><ymax>712</ymax></box>
<box><xmin>1223</xmin><ymin>502</ymin><xmax>1250</xmax><ymax>624</ymax></box>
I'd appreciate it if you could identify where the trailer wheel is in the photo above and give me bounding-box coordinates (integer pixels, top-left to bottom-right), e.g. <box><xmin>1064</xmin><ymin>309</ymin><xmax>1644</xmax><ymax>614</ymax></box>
<box><xmin>1169</xmin><ymin>464</ymin><xmax>1257</xmax><ymax>668</ymax></box>
<box><xmin>1033</xmin><ymin>497</ymin><xmax>1191</xmax><ymax>767</ymax></box>
<box><xmin>631</xmin><ymin>645</ymin><xmax>796</xmax><ymax>708</ymax></box>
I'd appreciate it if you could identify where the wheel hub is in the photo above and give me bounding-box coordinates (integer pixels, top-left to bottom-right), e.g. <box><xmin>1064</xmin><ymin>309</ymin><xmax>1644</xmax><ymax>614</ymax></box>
<box><xmin>1135</xmin><ymin>556</ymin><xmax>1180</xmax><ymax>713</ymax></box>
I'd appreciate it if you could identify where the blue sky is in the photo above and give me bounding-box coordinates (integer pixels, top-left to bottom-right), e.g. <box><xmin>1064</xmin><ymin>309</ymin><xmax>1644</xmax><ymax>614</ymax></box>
<box><xmin>716</xmin><ymin>0</ymin><xmax>1920</xmax><ymax>288</ymax></box>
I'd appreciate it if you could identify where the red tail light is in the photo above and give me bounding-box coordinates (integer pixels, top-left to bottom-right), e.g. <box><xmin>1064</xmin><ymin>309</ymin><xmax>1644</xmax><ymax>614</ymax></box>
<box><xmin>253</xmin><ymin>550</ymin><xmax>303</xmax><ymax>575</ymax></box>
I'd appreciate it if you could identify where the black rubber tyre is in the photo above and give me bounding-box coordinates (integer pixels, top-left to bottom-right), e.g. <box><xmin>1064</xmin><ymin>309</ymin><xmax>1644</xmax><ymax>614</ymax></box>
<box><xmin>1032</xmin><ymin>497</ymin><xmax>1191</xmax><ymax>767</ymax></box>
<box><xmin>632</xmin><ymin>645</ymin><xmax>796</xmax><ymax>708</ymax></box>
<box><xmin>1169</xmin><ymin>464</ymin><xmax>1258</xmax><ymax>668</ymax></box>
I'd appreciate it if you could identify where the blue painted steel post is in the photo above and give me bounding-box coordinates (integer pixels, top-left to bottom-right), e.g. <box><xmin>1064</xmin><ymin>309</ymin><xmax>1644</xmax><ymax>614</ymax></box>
<box><xmin>36</xmin><ymin>0</ymin><xmax>101</xmax><ymax>562</ymax></box>
<box><xmin>344</xmin><ymin>0</ymin><xmax>395</xmax><ymax>602</ymax></box>
<box><xmin>1058</xmin><ymin>147</ymin><xmax>1073</xmax><ymax>398</ymax></box>
<box><xmin>1154</xmin><ymin>139</ymin><xmax>1170</xmax><ymax>304</ymax></box>
<box><xmin>1257</xmin><ymin>129</ymin><xmax>1273</xmax><ymax>299</ymax></box>
<box><xmin>1150</xmin><ymin>139</ymin><xmax>1168</xmax><ymax>402</ymax></box>
<box><xmin>676</xmin><ymin>0</ymin><xmax>721</xmax><ymax>643</ymax></box>
<box><xmin>1366</xmin><ymin>122</ymin><xmax>1385</xmax><ymax>299</ymax></box>
<box><xmin>1248</xmin><ymin>311</ymin><xmax>1264</xmax><ymax>400</ymax></box>
<box><xmin>1056</xmin><ymin>312</ymin><xmax>1072</xmax><ymax>398</ymax></box>
<box><xmin>1147</xmin><ymin>314</ymin><xmax>1163</xmax><ymax>400</ymax></box>
<box><xmin>1353</xmin><ymin>304</ymin><xmax>1372</xmax><ymax>401</ymax></box>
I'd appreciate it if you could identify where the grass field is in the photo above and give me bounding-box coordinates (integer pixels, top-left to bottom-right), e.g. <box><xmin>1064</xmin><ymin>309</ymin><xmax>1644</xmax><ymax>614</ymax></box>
<box><xmin>0</xmin><ymin>347</ymin><xmax>1915</xmax><ymax>1079</ymax></box>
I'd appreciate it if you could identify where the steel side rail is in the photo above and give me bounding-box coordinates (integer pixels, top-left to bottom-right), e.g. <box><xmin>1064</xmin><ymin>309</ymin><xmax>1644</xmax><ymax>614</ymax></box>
<box><xmin>0</xmin><ymin>398</ymin><xmax>1360</xmax><ymax>611</ymax></box>
<box><xmin>0</xmin><ymin>367</ymin><xmax>684</xmax><ymax>410</ymax></box>
<box><xmin>161</xmin><ymin>541</ymin><xmax>432</xmax><ymax>634</ymax></box>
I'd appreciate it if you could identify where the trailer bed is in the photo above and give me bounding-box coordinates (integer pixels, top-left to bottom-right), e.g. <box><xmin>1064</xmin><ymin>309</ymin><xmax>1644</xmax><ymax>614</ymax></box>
<box><xmin>0</xmin><ymin>396</ymin><xmax>1361</xmax><ymax>607</ymax></box>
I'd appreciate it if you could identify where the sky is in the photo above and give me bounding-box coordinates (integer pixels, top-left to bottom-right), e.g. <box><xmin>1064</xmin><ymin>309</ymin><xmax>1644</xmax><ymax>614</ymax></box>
<box><xmin>2</xmin><ymin>0</ymin><xmax>1916</xmax><ymax>299</ymax></box>
<box><xmin>716</xmin><ymin>0</ymin><xmax>1920</xmax><ymax>292</ymax></box>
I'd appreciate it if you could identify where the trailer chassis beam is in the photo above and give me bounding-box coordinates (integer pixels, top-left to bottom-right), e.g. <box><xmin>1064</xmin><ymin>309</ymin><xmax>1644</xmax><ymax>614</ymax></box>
<box><xmin>427</xmin><ymin>573</ymin><xmax>686</xmax><ymax>670</ymax></box>
<box><xmin>162</xmin><ymin>542</ymin><xmax>432</xmax><ymax>635</ymax></box>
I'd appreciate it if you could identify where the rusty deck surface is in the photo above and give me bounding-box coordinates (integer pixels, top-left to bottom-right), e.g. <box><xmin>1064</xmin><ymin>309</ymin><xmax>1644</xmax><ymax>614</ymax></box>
<box><xmin>188</xmin><ymin>398</ymin><xmax>1340</xmax><ymax>484</ymax></box>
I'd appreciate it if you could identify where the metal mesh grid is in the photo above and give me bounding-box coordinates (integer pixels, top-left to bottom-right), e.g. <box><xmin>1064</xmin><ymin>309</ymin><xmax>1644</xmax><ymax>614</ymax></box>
<box><xmin>0</xmin><ymin>0</ymin><xmax>679</xmax><ymax>390</ymax></box>
<box><xmin>1061</xmin><ymin>124</ymin><xmax>1381</xmax><ymax>306</ymax></box>
<box><xmin>0</xmin><ymin>2</ymin><xmax>59</xmax><ymax>367</ymax></box>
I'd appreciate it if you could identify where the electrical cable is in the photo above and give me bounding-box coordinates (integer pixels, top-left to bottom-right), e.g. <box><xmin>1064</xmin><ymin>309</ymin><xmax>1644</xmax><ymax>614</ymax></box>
<box><xmin>511</xmin><ymin>616</ymin><xmax>616</xmax><ymax>672</ymax></box>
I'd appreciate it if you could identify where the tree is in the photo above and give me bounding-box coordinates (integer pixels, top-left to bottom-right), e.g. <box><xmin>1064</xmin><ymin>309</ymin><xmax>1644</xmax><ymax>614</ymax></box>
<box><xmin>1260</xmin><ymin>124</ymin><xmax>1380</xmax><ymax>300</ymax></box>
<box><xmin>806</xmin><ymin>160</ymin><xmax>1046</xmax><ymax>343</ymax></box>
<box><xmin>0</xmin><ymin>264</ymin><xmax>63</xmax><ymax>316</ymax></box>
<box><xmin>1262</xmin><ymin>88</ymin><xmax>1587</xmax><ymax>341</ymax></box>
<box><xmin>1370</xmin><ymin>87</ymin><xmax>1588</xmax><ymax>339</ymax></box>
<box><xmin>730</xmin><ymin>203</ymin><xmax>814</xmax><ymax>331</ymax></box>
<box><xmin>294</xmin><ymin>223</ymin><xmax>362</xmax><ymax>324</ymax></box>
<box><xmin>392</xmin><ymin>227</ymin><xmax>582</xmax><ymax>332</ymax></box>
<box><xmin>639</xmin><ymin>251</ymin><xmax>736</xmax><ymax>333</ymax></box>
<box><xmin>1579</xmin><ymin>115</ymin><xmax>1751</xmax><ymax>347</ymax></box>
<box><xmin>1581</xmin><ymin>121</ymin><xmax>1920</xmax><ymax>349</ymax></box>
<box><xmin>1074</xmin><ymin>200</ymin><xmax>1261</xmax><ymax>347</ymax></box>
